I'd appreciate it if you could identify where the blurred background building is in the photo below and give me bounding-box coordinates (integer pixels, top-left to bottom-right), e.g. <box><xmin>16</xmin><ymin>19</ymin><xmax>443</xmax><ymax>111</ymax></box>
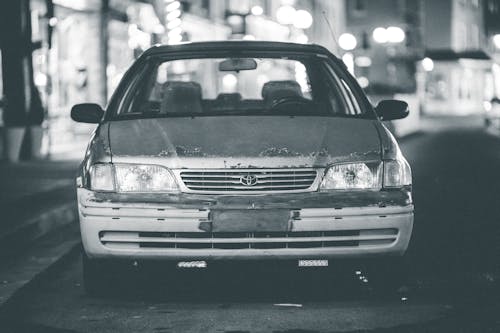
<box><xmin>1</xmin><ymin>0</ymin><xmax>500</xmax><ymax>160</ymax></box>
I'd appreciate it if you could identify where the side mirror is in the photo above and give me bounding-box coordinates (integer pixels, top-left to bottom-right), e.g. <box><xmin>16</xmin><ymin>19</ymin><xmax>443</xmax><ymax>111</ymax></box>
<box><xmin>375</xmin><ymin>100</ymin><xmax>409</xmax><ymax>121</ymax></box>
<box><xmin>71</xmin><ymin>103</ymin><xmax>104</xmax><ymax>123</ymax></box>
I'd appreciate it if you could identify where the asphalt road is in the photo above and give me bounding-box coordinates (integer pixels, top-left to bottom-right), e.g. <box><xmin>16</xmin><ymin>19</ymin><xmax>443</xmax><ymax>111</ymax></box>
<box><xmin>1</xmin><ymin>118</ymin><xmax>499</xmax><ymax>333</ymax></box>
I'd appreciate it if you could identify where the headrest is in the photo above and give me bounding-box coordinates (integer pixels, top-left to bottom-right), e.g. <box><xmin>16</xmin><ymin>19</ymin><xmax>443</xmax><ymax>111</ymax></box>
<box><xmin>216</xmin><ymin>93</ymin><xmax>242</xmax><ymax>104</ymax></box>
<box><xmin>161</xmin><ymin>81</ymin><xmax>202</xmax><ymax>114</ymax></box>
<box><xmin>261</xmin><ymin>80</ymin><xmax>303</xmax><ymax>103</ymax></box>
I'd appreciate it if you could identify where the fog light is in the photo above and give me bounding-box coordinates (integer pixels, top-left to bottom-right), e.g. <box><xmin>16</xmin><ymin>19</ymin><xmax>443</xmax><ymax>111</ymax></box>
<box><xmin>298</xmin><ymin>259</ymin><xmax>328</xmax><ymax>267</ymax></box>
<box><xmin>177</xmin><ymin>261</ymin><xmax>207</xmax><ymax>268</ymax></box>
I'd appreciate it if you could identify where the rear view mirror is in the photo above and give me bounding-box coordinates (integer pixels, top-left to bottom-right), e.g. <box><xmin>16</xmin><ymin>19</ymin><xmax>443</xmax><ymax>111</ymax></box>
<box><xmin>375</xmin><ymin>100</ymin><xmax>409</xmax><ymax>121</ymax></box>
<box><xmin>219</xmin><ymin>58</ymin><xmax>257</xmax><ymax>72</ymax></box>
<box><xmin>71</xmin><ymin>103</ymin><xmax>104</xmax><ymax>123</ymax></box>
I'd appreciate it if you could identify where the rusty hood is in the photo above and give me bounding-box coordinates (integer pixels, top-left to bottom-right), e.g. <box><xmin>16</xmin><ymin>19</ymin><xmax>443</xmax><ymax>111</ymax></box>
<box><xmin>108</xmin><ymin>116</ymin><xmax>382</xmax><ymax>168</ymax></box>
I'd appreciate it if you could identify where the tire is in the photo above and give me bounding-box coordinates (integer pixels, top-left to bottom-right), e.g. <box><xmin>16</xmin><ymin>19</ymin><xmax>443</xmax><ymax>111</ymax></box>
<box><xmin>82</xmin><ymin>252</ymin><xmax>112</xmax><ymax>296</ymax></box>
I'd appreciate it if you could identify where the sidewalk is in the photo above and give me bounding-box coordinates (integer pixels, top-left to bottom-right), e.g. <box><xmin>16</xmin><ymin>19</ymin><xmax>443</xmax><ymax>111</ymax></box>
<box><xmin>0</xmin><ymin>160</ymin><xmax>79</xmax><ymax>256</ymax></box>
<box><xmin>0</xmin><ymin>159</ymin><xmax>81</xmax><ymax>307</ymax></box>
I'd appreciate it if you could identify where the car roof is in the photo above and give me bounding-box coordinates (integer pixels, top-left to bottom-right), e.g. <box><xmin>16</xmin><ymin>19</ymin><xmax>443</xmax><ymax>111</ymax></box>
<box><xmin>140</xmin><ymin>40</ymin><xmax>335</xmax><ymax>59</ymax></box>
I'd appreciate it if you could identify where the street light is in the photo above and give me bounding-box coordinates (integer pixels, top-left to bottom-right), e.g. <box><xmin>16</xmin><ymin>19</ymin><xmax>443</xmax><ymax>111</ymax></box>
<box><xmin>373</xmin><ymin>26</ymin><xmax>405</xmax><ymax>44</ymax></box>
<box><xmin>293</xmin><ymin>9</ymin><xmax>313</xmax><ymax>29</ymax></box>
<box><xmin>386</xmin><ymin>26</ymin><xmax>405</xmax><ymax>43</ymax></box>
<box><xmin>373</xmin><ymin>27</ymin><xmax>388</xmax><ymax>43</ymax></box>
<box><xmin>338</xmin><ymin>33</ymin><xmax>357</xmax><ymax>51</ymax></box>
<box><xmin>276</xmin><ymin>5</ymin><xmax>296</xmax><ymax>25</ymax></box>
<box><xmin>422</xmin><ymin>57</ymin><xmax>434</xmax><ymax>71</ymax></box>
<box><xmin>251</xmin><ymin>5</ymin><xmax>263</xmax><ymax>16</ymax></box>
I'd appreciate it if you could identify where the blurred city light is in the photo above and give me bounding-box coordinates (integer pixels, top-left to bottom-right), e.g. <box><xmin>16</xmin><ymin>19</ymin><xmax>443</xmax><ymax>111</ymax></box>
<box><xmin>52</xmin><ymin>0</ymin><xmax>86</xmax><ymax>10</ymax></box>
<box><xmin>242</xmin><ymin>34</ymin><xmax>256</xmax><ymax>40</ymax></box>
<box><xmin>165</xmin><ymin>0</ymin><xmax>183</xmax><ymax>45</ymax></box>
<box><xmin>166</xmin><ymin>9</ymin><xmax>181</xmax><ymax>21</ymax></box>
<box><xmin>422</xmin><ymin>57</ymin><xmax>434</xmax><ymax>71</ymax></box>
<box><xmin>165</xmin><ymin>1</ymin><xmax>180</xmax><ymax>12</ymax></box>
<box><xmin>386</xmin><ymin>26</ymin><xmax>406</xmax><ymax>43</ymax></box>
<box><xmin>355</xmin><ymin>56</ymin><xmax>372</xmax><ymax>67</ymax></box>
<box><xmin>276</xmin><ymin>5</ymin><xmax>296</xmax><ymax>25</ymax></box>
<box><xmin>493</xmin><ymin>34</ymin><xmax>500</xmax><ymax>49</ymax></box>
<box><xmin>168</xmin><ymin>27</ymin><xmax>182</xmax><ymax>38</ymax></box>
<box><xmin>222</xmin><ymin>73</ymin><xmax>238</xmax><ymax>91</ymax></box>
<box><xmin>373</xmin><ymin>27</ymin><xmax>388</xmax><ymax>43</ymax></box>
<box><xmin>251</xmin><ymin>5</ymin><xmax>263</xmax><ymax>16</ymax></box>
<box><xmin>227</xmin><ymin>14</ymin><xmax>244</xmax><ymax>26</ymax></box>
<box><xmin>293</xmin><ymin>10</ymin><xmax>313</xmax><ymax>29</ymax></box>
<box><xmin>34</xmin><ymin>72</ymin><xmax>47</xmax><ymax>86</ymax></box>
<box><xmin>295</xmin><ymin>33</ymin><xmax>309</xmax><ymax>44</ymax></box>
<box><xmin>295</xmin><ymin>62</ymin><xmax>308</xmax><ymax>92</ymax></box>
<box><xmin>338</xmin><ymin>33</ymin><xmax>357</xmax><ymax>51</ymax></box>
<box><xmin>48</xmin><ymin>17</ymin><xmax>58</xmax><ymax>27</ymax></box>
<box><xmin>484</xmin><ymin>100</ymin><xmax>492</xmax><ymax>111</ymax></box>
<box><xmin>373</xmin><ymin>26</ymin><xmax>405</xmax><ymax>43</ymax></box>
<box><xmin>342</xmin><ymin>52</ymin><xmax>355</xmax><ymax>74</ymax></box>
<box><xmin>357</xmin><ymin>76</ymin><xmax>369</xmax><ymax>88</ymax></box>
<box><xmin>153</xmin><ymin>24</ymin><xmax>165</xmax><ymax>34</ymax></box>
<box><xmin>128</xmin><ymin>24</ymin><xmax>151</xmax><ymax>50</ymax></box>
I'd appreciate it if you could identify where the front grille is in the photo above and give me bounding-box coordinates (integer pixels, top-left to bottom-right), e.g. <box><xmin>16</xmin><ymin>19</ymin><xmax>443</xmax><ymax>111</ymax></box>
<box><xmin>179</xmin><ymin>169</ymin><xmax>317</xmax><ymax>193</ymax></box>
<box><xmin>99</xmin><ymin>229</ymin><xmax>398</xmax><ymax>250</ymax></box>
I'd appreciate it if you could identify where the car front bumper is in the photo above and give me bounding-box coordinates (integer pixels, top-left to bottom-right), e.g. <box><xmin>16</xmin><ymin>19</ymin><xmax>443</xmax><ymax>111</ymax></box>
<box><xmin>78</xmin><ymin>188</ymin><xmax>414</xmax><ymax>260</ymax></box>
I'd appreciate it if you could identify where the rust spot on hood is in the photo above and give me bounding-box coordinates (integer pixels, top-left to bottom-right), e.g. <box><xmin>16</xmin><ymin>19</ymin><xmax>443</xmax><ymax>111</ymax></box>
<box><xmin>259</xmin><ymin>147</ymin><xmax>301</xmax><ymax>157</ymax></box>
<box><xmin>175</xmin><ymin>145</ymin><xmax>206</xmax><ymax>157</ymax></box>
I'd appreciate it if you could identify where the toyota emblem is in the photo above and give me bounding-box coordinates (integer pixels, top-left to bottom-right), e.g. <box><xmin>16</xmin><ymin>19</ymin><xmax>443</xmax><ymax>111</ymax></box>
<box><xmin>240</xmin><ymin>174</ymin><xmax>258</xmax><ymax>186</ymax></box>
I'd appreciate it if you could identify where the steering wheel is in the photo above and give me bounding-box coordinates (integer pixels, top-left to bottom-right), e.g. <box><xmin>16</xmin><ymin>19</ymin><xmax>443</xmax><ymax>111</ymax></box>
<box><xmin>269</xmin><ymin>96</ymin><xmax>311</xmax><ymax>112</ymax></box>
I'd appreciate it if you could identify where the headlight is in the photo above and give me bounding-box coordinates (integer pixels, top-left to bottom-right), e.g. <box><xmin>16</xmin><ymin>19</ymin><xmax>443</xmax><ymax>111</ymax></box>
<box><xmin>320</xmin><ymin>158</ymin><xmax>411</xmax><ymax>190</ymax></box>
<box><xmin>89</xmin><ymin>163</ymin><xmax>178</xmax><ymax>192</ymax></box>
<box><xmin>320</xmin><ymin>163</ymin><xmax>381</xmax><ymax>190</ymax></box>
<box><xmin>383</xmin><ymin>158</ymin><xmax>411</xmax><ymax>188</ymax></box>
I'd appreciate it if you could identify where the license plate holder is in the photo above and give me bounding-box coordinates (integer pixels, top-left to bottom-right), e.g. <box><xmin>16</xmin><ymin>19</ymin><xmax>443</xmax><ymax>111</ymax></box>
<box><xmin>211</xmin><ymin>209</ymin><xmax>291</xmax><ymax>232</ymax></box>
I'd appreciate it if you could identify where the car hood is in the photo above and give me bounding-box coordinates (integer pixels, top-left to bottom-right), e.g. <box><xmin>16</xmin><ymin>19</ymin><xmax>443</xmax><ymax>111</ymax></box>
<box><xmin>108</xmin><ymin>116</ymin><xmax>382</xmax><ymax>168</ymax></box>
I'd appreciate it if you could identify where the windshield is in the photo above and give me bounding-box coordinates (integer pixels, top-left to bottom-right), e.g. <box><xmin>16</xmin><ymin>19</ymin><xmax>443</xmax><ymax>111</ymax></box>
<box><xmin>116</xmin><ymin>56</ymin><xmax>370</xmax><ymax>118</ymax></box>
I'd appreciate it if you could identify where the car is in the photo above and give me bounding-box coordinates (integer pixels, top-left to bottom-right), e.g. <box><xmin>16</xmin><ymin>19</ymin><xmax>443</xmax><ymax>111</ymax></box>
<box><xmin>71</xmin><ymin>41</ymin><xmax>414</xmax><ymax>294</ymax></box>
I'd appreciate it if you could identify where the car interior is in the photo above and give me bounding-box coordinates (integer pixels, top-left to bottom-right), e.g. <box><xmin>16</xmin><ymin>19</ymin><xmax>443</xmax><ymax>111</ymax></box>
<box><xmin>155</xmin><ymin>79</ymin><xmax>316</xmax><ymax>115</ymax></box>
<box><xmin>121</xmin><ymin>57</ymin><xmax>359</xmax><ymax>117</ymax></box>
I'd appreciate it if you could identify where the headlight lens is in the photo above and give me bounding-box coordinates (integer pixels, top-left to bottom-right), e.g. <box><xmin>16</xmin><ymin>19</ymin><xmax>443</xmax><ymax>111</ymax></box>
<box><xmin>89</xmin><ymin>163</ymin><xmax>178</xmax><ymax>192</ymax></box>
<box><xmin>115</xmin><ymin>164</ymin><xmax>177</xmax><ymax>192</ymax></box>
<box><xmin>383</xmin><ymin>158</ymin><xmax>412</xmax><ymax>187</ymax></box>
<box><xmin>320</xmin><ymin>163</ymin><xmax>381</xmax><ymax>190</ymax></box>
<box><xmin>320</xmin><ymin>158</ymin><xmax>412</xmax><ymax>190</ymax></box>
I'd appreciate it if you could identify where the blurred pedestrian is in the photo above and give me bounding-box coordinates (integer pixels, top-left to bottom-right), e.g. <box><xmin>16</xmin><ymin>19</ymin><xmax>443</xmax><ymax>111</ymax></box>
<box><xmin>27</xmin><ymin>84</ymin><xmax>45</xmax><ymax>159</ymax></box>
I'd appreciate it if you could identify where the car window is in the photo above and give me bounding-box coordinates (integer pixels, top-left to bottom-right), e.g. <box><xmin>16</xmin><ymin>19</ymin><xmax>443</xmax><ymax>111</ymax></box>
<box><xmin>115</xmin><ymin>56</ymin><xmax>370</xmax><ymax>118</ymax></box>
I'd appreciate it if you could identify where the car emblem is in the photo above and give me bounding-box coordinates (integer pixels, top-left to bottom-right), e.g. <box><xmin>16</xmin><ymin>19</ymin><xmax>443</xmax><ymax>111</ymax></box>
<box><xmin>240</xmin><ymin>174</ymin><xmax>258</xmax><ymax>186</ymax></box>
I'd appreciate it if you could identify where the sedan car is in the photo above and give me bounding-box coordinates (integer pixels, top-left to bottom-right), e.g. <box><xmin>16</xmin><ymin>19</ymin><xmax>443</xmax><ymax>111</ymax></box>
<box><xmin>72</xmin><ymin>41</ymin><xmax>413</xmax><ymax>294</ymax></box>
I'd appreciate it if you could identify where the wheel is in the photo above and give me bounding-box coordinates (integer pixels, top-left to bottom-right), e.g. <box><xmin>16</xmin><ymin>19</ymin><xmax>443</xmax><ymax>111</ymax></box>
<box><xmin>82</xmin><ymin>252</ymin><xmax>112</xmax><ymax>296</ymax></box>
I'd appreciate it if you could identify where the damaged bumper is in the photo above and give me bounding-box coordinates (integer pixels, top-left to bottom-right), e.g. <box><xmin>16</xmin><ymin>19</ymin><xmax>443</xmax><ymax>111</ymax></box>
<box><xmin>78</xmin><ymin>188</ymin><xmax>414</xmax><ymax>260</ymax></box>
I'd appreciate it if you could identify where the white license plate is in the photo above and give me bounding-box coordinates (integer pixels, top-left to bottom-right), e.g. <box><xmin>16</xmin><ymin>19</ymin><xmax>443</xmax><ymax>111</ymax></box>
<box><xmin>298</xmin><ymin>259</ymin><xmax>329</xmax><ymax>267</ymax></box>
